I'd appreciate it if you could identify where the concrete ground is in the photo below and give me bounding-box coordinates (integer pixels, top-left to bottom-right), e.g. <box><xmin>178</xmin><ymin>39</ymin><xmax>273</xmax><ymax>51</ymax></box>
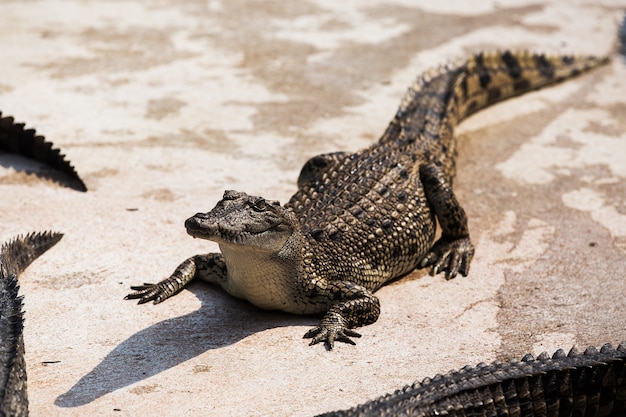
<box><xmin>1</xmin><ymin>1</ymin><xmax>625</xmax><ymax>416</ymax></box>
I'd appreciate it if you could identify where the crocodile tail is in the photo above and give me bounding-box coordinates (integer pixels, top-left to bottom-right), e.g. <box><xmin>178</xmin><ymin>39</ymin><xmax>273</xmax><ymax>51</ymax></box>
<box><xmin>381</xmin><ymin>51</ymin><xmax>608</xmax><ymax>181</ymax></box>
<box><xmin>0</xmin><ymin>111</ymin><xmax>87</xmax><ymax>192</ymax></box>
<box><xmin>449</xmin><ymin>51</ymin><xmax>609</xmax><ymax>123</ymax></box>
<box><xmin>0</xmin><ymin>232</ymin><xmax>64</xmax><ymax>278</ymax></box>
<box><xmin>0</xmin><ymin>232</ymin><xmax>63</xmax><ymax>417</ymax></box>
<box><xmin>0</xmin><ymin>274</ymin><xmax>28</xmax><ymax>417</ymax></box>
<box><xmin>319</xmin><ymin>343</ymin><xmax>626</xmax><ymax>417</ymax></box>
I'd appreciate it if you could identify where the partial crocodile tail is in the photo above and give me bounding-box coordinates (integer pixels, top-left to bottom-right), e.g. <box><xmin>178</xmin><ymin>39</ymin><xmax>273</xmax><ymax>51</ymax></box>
<box><xmin>318</xmin><ymin>343</ymin><xmax>626</xmax><ymax>417</ymax></box>
<box><xmin>0</xmin><ymin>232</ymin><xmax>63</xmax><ymax>417</ymax></box>
<box><xmin>0</xmin><ymin>112</ymin><xmax>87</xmax><ymax>192</ymax></box>
<box><xmin>394</xmin><ymin>51</ymin><xmax>608</xmax><ymax>131</ymax></box>
<box><xmin>448</xmin><ymin>51</ymin><xmax>609</xmax><ymax>122</ymax></box>
<box><xmin>381</xmin><ymin>51</ymin><xmax>608</xmax><ymax>180</ymax></box>
<box><xmin>0</xmin><ymin>232</ymin><xmax>64</xmax><ymax>278</ymax></box>
<box><xmin>0</xmin><ymin>275</ymin><xmax>27</xmax><ymax>417</ymax></box>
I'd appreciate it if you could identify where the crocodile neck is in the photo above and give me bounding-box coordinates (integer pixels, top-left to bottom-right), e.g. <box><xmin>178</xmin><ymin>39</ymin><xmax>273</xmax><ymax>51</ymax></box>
<box><xmin>218</xmin><ymin>230</ymin><xmax>305</xmax><ymax>313</ymax></box>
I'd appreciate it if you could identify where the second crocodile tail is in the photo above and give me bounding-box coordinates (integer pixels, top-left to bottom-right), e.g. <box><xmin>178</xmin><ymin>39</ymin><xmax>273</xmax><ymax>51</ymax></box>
<box><xmin>0</xmin><ymin>112</ymin><xmax>87</xmax><ymax>192</ymax></box>
<box><xmin>0</xmin><ymin>232</ymin><xmax>64</xmax><ymax>278</ymax></box>
<box><xmin>0</xmin><ymin>231</ymin><xmax>63</xmax><ymax>417</ymax></box>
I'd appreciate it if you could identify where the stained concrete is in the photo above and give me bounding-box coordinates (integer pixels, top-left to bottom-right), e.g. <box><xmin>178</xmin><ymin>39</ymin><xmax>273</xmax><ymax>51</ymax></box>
<box><xmin>1</xmin><ymin>1</ymin><xmax>625</xmax><ymax>416</ymax></box>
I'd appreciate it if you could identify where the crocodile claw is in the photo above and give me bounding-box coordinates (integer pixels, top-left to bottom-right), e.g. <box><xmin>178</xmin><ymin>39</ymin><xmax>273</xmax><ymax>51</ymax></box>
<box><xmin>420</xmin><ymin>237</ymin><xmax>474</xmax><ymax>280</ymax></box>
<box><xmin>304</xmin><ymin>326</ymin><xmax>361</xmax><ymax>350</ymax></box>
<box><xmin>303</xmin><ymin>313</ymin><xmax>362</xmax><ymax>350</ymax></box>
<box><xmin>125</xmin><ymin>283</ymin><xmax>168</xmax><ymax>304</ymax></box>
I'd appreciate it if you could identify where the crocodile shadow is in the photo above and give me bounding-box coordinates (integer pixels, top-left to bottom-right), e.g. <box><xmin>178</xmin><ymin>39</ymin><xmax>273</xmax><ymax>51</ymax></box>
<box><xmin>54</xmin><ymin>283</ymin><xmax>313</xmax><ymax>407</ymax></box>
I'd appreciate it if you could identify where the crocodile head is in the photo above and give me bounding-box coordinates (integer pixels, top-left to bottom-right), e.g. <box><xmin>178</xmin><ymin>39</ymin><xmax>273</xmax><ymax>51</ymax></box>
<box><xmin>185</xmin><ymin>190</ymin><xmax>297</xmax><ymax>252</ymax></box>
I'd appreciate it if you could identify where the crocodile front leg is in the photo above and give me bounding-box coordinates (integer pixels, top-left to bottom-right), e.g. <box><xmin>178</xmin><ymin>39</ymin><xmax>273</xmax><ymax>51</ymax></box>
<box><xmin>303</xmin><ymin>280</ymin><xmax>380</xmax><ymax>350</ymax></box>
<box><xmin>419</xmin><ymin>163</ymin><xmax>474</xmax><ymax>279</ymax></box>
<box><xmin>125</xmin><ymin>253</ymin><xmax>227</xmax><ymax>304</ymax></box>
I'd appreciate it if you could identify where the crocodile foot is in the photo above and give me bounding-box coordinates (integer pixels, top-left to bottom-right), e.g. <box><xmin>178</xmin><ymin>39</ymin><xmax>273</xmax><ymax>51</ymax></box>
<box><xmin>420</xmin><ymin>236</ymin><xmax>474</xmax><ymax>279</ymax></box>
<box><xmin>303</xmin><ymin>312</ymin><xmax>361</xmax><ymax>350</ymax></box>
<box><xmin>125</xmin><ymin>282</ymin><xmax>172</xmax><ymax>304</ymax></box>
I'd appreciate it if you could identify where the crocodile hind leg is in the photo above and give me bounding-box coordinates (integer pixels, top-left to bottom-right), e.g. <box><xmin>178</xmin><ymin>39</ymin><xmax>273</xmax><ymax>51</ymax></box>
<box><xmin>125</xmin><ymin>253</ymin><xmax>227</xmax><ymax>304</ymax></box>
<box><xmin>303</xmin><ymin>280</ymin><xmax>380</xmax><ymax>350</ymax></box>
<box><xmin>419</xmin><ymin>163</ymin><xmax>474</xmax><ymax>279</ymax></box>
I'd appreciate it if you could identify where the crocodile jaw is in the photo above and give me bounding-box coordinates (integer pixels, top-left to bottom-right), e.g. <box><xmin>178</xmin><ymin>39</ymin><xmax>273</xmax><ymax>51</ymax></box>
<box><xmin>185</xmin><ymin>215</ymin><xmax>293</xmax><ymax>250</ymax></box>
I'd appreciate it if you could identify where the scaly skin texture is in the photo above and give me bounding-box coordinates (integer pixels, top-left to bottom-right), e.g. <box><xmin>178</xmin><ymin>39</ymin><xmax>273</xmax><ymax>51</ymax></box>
<box><xmin>0</xmin><ymin>111</ymin><xmax>87</xmax><ymax>192</ymax></box>
<box><xmin>0</xmin><ymin>232</ymin><xmax>63</xmax><ymax>417</ymax></box>
<box><xmin>126</xmin><ymin>51</ymin><xmax>608</xmax><ymax>349</ymax></box>
<box><xmin>316</xmin><ymin>343</ymin><xmax>626</xmax><ymax>417</ymax></box>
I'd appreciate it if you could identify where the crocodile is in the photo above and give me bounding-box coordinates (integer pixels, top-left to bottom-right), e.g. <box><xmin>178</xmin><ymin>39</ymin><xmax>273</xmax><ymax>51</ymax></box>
<box><xmin>0</xmin><ymin>111</ymin><xmax>87</xmax><ymax>192</ymax></box>
<box><xmin>125</xmin><ymin>51</ymin><xmax>608</xmax><ymax>349</ymax></box>
<box><xmin>316</xmin><ymin>343</ymin><xmax>626</xmax><ymax>417</ymax></box>
<box><xmin>0</xmin><ymin>232</ymin><xmax>63</xmax><ymax>417</ymax></box>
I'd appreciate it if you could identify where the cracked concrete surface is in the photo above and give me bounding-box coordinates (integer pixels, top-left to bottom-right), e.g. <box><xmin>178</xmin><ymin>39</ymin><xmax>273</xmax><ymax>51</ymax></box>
<box><xmin>1</xmin><ymin>1</ymin><xmax>625</xmax><ymax>416</ymax></box>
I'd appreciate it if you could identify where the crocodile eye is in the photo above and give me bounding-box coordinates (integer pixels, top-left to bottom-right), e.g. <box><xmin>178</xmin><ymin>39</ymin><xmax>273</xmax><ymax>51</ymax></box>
<box><xmin>251</xmin><ymin>199</ymin><xmax>267</xmax><ymax>212</ymax></box>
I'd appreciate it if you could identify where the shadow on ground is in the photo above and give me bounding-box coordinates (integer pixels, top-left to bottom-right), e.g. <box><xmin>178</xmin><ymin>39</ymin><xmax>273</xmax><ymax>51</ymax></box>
<box><xmin>54</xmin><ymin>284</ymin><xmax>313</xmax><ymax>407</ymax></box>
<box><xmin>0</xmin><ymin>153</ymin><xmax>82</xmax><ymax>191</ymax></box>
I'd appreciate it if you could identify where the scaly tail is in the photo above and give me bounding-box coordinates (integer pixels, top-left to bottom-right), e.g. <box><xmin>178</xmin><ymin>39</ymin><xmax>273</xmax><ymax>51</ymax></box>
<box><xmin>0</xmin><ymin>231</ymin><xmax>63</xmax><ymax>417</ymax></box>
<box><xmin>0</xmin><ymin>275</ymin><xmax>27</xmax><ymax>417</ymax></box>
<box><xmin>0</xmin><ymin>112</ymin><xmax>87</xmax><ymax>192</ymax></box>
<box><xmin>317</xmin><ymin>344</ymin><xmax>626</xmax><ymax>417</ymax></box>
<box><xmin>0</xmin><ymin>232</ymin><xmax>64</xmax><ymax>278</ymax></box>
<box><xmin>450</xmin><ymin>51</ymin><xmax>609</xmax><ymax>122</ymax></box>
<box><xmin>381</xmin><ymin>51</ymin><xmax>608</xmax><ymax>180</ymax></box>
